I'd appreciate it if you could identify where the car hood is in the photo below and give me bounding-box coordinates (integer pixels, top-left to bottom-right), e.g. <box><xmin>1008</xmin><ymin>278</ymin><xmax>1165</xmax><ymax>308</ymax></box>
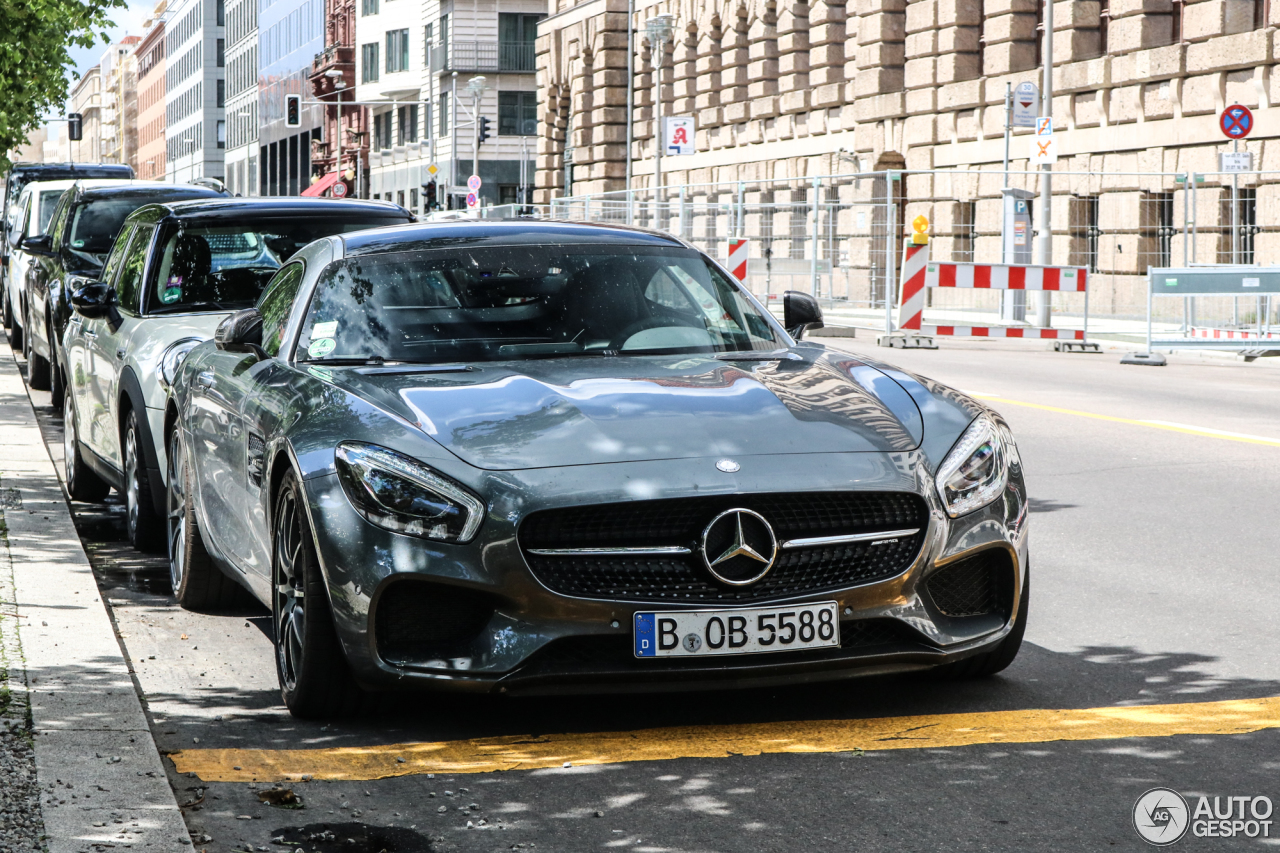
<box><xmin>327</xmin><ymin>351</ymin><xmax>926</xmax><ymax>471</ymax></box>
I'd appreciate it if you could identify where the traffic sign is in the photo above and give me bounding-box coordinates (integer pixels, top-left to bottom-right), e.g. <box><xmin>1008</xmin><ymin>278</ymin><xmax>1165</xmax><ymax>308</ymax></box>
<box><xmin>664</xmin><ymin>116</ymin><xmax>695</xmax><ymax>155</ymax></box>
<box><xmin>1220</xmin><ymin>151</ymin><xmax>1254</xmax><ymax>172</ymax></box>
<box><xmin>1036</xmin><ymin>117</ymin><xmax>1053</xmax><ymax>137</ymax></box>
<box><xmin>1220</xmin><ymin>105</ymin><xmax>1253</xmax><ymax>139</ymax></box>
<box><xmin>331</xmin><ymin>181</ymin><xmax>347</xmax><ymax>198</ymax></box>
<box><xmin>1031</xmin><ymin>136</ymin><xmax>1057</xmax><ymax>165</ymax></box>
<box><xmin>727</xmin><ymin>239</ymin><xmax>748</xmax><ymax>282</ymax></box>
<box><xmin>467</xmin><ymin>174</ymin><xmax>482</xmax><ymax>192</ymax></box>
<box><xmin>1012</xmin><ymin>82</ymin><xmax>1039</xmax><ymax>128</ymax></box>
<box><xmin>427</xmin><ymin>163</ymin><xmax>439</xmax><ymax>176</ymax></box>
<box><xmin>466</xmin><ymin>192</ymin><xmax>479</xmax><ymax>209</ymax></box>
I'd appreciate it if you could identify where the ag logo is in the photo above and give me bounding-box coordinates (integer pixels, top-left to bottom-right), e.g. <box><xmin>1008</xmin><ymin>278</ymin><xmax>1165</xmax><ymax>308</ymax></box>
<box><xmin>1134</xmin><ymin>788</ymin><xmax>1190</xmax><ymax>846</ymax></box>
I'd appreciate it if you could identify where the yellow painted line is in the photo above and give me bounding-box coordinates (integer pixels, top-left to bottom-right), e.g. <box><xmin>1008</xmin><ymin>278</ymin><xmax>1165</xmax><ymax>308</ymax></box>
<box><xmin>972</xmin><ymin>394</ymin><xmax>1280</xmax><ymax>448</ymax></box>
<box><xmin>170</xmin><ymin>695</ymin><xmax>1280</xmax><ymax>782</ymax></box>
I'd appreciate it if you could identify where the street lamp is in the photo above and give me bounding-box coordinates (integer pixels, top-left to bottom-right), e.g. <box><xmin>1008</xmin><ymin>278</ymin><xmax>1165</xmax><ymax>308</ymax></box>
<box><xmin>645</xmin><ymin>15</ymin><xmax>674</xmax><ymax>226</ymax></box>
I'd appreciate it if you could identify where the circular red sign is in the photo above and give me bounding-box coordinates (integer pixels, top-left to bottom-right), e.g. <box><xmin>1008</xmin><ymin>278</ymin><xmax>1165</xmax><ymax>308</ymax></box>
<box><xmin>331</xmin><ymin>181</ymin><xmax>348</xmax><ymax>198</ymax></box>
<box><xmin>1220</xmin><ymin>105</ymin><xmax>1254</xmax><ymax>139</ymax></box>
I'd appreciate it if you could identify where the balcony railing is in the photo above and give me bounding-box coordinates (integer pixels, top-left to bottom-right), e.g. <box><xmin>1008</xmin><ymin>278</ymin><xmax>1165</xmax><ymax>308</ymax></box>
<box><xmin>429</xmin><ymin>41</ymin><xmax>535</xmax><ymax>73</ymax></box>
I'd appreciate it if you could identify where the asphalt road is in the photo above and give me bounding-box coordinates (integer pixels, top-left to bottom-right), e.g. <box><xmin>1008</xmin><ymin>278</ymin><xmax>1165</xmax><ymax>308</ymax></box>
<box><xmin>21</xmin><ymin>337</ymin><xmax>1280</xmax><ymax>853</ymax></box>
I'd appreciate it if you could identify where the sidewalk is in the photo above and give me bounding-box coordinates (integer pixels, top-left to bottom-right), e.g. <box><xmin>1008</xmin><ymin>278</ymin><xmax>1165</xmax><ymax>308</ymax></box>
<box><xmin>0</xmin><ymin>338</ymin><xmax>191</xmax><ymax>853</ymax></box>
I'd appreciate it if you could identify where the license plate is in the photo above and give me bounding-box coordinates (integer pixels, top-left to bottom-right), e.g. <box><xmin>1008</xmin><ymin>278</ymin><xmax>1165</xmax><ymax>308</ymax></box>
<box><xmin>633</xmin><ymin>602</ymin><xmax>840</xmax><ymax>658</ymax></box>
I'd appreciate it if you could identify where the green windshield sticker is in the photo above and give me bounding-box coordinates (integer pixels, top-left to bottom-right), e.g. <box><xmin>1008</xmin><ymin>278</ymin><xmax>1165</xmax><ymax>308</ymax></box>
<box><xmin>307</xmin><ymin>338</ymin><xmax>336</xmax><ymax>358</ymax></box>
<box><xmin>311</xmin><ymin>320</ymin><xmax>338</xmax><ymax>338</ymax></box>
<box><xmin>161</xmin><ymin>286</ymin><xmax>182</xmax><ymax>304</ymax></box>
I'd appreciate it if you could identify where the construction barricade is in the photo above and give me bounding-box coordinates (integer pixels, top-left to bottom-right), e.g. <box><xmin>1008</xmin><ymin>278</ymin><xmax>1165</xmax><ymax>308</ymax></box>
<box><xmin>881</xmin><ymin>241</ymin><xmax>1097</xmax><ymax>352</ymax></box>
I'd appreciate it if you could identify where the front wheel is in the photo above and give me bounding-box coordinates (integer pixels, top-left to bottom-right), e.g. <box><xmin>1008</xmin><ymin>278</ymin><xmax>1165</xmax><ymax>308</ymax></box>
<box><xmin>63</xmin><ymin>388</ymin><xmax>109</xmax><ymax>502</ymax></box>
<box><xmin>124</xmin><ymin>410</ymin><xmax>162</xmax><ymax>550</ymax></box>
<box><xmin>274</xmin><ymin>470</ymin><xmax>365</xmax><ymax>719</ymax></box>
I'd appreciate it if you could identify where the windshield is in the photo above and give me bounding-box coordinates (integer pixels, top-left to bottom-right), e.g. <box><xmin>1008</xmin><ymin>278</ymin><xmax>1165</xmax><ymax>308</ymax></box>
<box><xmin>296</xmin><ymin>245</ymin><xmax>781</xmax><ymax>364</ymax></box>
<box><xmin>144</xmin><ymin>218</ymin><xmax>406</xmax><ymax>314</ymax></box>
<box><xmin>66</xmin><ymin>198</ymin><xmax>144</xmax><ymax>267</ymax></box>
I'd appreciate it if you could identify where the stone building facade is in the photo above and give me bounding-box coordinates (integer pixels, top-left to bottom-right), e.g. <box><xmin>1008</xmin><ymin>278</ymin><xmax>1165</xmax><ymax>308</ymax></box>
<box><xmin>536</xmin><ymin>0</ymin><xmax>1280</xmax><ymax>316</ymax></box>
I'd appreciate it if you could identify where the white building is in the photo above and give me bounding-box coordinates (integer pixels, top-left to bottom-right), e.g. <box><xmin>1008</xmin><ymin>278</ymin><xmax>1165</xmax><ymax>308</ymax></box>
<box><xmin>224</xmin><ymin>0</ymin><xmax>258</xmax><ymax>194</ymax></box>
<box><xmin>165</xmin><ymin>0</ymin><xmax>227</xmax><ymax>183</ymax></box>
<box><xmin>355</xmin><ymin>0</ymin><xmax>544</xmax><ymax>211</ymax></box>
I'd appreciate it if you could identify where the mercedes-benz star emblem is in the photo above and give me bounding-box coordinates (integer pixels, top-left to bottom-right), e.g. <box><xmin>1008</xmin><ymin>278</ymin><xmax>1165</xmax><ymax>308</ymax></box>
<box><xmin>716</xmin><ymin>459</ymin><xmax>741</xmax><ymax>473</ymax></box>
<box><xmin>701</xmin><ymin>508</ymin><xmax>778</xmax><ymax>586</ymax></box>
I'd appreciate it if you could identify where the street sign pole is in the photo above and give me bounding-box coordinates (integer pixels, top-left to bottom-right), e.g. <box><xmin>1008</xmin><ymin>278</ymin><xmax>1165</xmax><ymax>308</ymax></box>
<box><xmin>1003</xmin><ymin>82</ymin><xmax>1011</xmax><ymax>190</ymax></box>
<box><xmin>1233</xmin><ymin>138</ymin><xmax>1239</xmax><ymax>264</ymax></box>
<box><xmin>1035</xmin><ymin>0</ymin><xmax>1054</xmax><ymax>328</ymax></box>
<box><xmin>1219</xmin><ymin>104</ymin><xmax>1254</xmax><ymax>265</ymax></box>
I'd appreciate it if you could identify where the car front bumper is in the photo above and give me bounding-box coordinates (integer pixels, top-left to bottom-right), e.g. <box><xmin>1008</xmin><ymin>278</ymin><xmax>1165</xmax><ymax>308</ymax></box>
<box><xmin>300</xmin><ymin>448</ymin><xmax>1029</xmax><ymax>695</ymax></box>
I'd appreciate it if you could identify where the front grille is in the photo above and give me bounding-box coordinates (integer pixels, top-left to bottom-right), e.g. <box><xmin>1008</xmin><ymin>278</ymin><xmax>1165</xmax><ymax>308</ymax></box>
<box><xmin>374</xmin><ymin>581</ymin><xmax>494</xmax><ymax>664</ymax></box>
<box><xmin>925</xmin><ymin>549</ymin><xmax>1012</xmax><ymax>617</ymax></box>
<box><xmin>527</xmin><ymin>619</ymin><xmax>917</xmax><ymax>670</ymax></box>
<box><xmin>520</xmin><ymin>492</ymin><xmax>928</xmax><ymax>603</ymax></box>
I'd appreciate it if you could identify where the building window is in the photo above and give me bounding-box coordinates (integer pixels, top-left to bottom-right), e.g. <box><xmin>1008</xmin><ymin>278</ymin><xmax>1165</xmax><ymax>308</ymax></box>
<box><xmin>498</xmin><ymin>91</ymin><xmax>537</xmax><ymax>135</ymax></box>
<box><xmin>1099</xmin><ymin>0</ymin><xmax>1110</xmax><ymax>54</ymax></box>
<box><xmin>410</xmin><ymin>187</ymin><xmax>419</xmax><ymax>212</ymax></box>
<box><xmin>361</xmin><ymin>0</ymin><xmax>379</xmax><ymax>15</ymax></box>
<box><xmin>361</xmin><ymin>42</ymin><xmax>380</xmax><ymax>82</ymax></box>
<box><xmin>1082</xmin><ymin>195</ymin><xmax>1100</xmax><ymax>273</ymax></box>
<box><xmin>1034</xmin><ymin>0</ymin><xmax>1044</xmax><ymax>68</ymax></box>
<box><xmin>423</xmin><ymin>101</ymin><xmax>432</xmax><ymax>139</ymax></box>
<box><xmin>1152</xmin><ymin>192</ymin><xmax>1175</xmax><ymax>268</ymax></box>
<box><xmin>397</xmin><ymin>104</ymin><xmax>418</xmax><ymax>143</ymax></box>
<box><xmin>955</xmin><ymin>201</ymin><xmax>976</xmax><ymax>263</ymax></box>
<box><xmin>397</xmin><ymin>190</ymin><xmax>405</xmax><ymax>208</ymax></box>
<box><xmin>498</xmin><ymin>13</ymin><xmax>543</xmax><ymax>70</ymax></box>
<box><xmin>386</xmin><ymin>28</ymin><xmax>409</xmax><ymax>72</ymax></box>
<box><xmin>216</xmin><ymin>0</ymin><xmax>225</xmax><ymax>26</ymax></box>
<box><xmin>439</xmin><ymin>91</ymin><xmax>449</xmax><ymax>136</ymax></box>
<box><xmin>216</xmin><ymin>120</ymin><xmax>226</xmax><ymax>149</ymax></box>
<box><xmin>216</xmin><ymin>38</ymin><xmax>225</xmax><ymax>67</ymax></box>
<box><xmin>499</xmin><ymin>184</ymin><xmax>518</xmax><ymax>205</ymax></box>
<box><xmin>1172</xmin><ymin>0</ymin><xmax>1185</xmax><ymax>42</ymax></box>
<box><xmin>1238</xmin><ymin>188</ymin><xmax>1258</xmax><ymax>264</ymax></box>
<box><xmin>423</xmin><ymin>22</ymin><xmax>432</xmax><ymax>67</ymax></box>
<box><xmin>216</xmin><ymin>78</ymin><xmax>225</xmax><ymax>108</ymax></box>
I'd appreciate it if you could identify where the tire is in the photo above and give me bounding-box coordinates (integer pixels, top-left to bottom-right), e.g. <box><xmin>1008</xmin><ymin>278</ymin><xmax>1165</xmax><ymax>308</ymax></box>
<box><xmin>26</xmin><ymin>306</ymin><xmax>49</xmax><ymax>390</ymax></box>
<box><xmin>62</xmin><ymin>387</ymin><xmax>109</xmax><ymax>502</ymax></box>
<box><xmin>3</xmin><ymin>287</ymin><xmax>11</xmax><ymax>330</ymax></box>
<box><xmin>124</xmin><ymin>410</ymin><xmax>163</xmax><ymax>551</ymax></box>
<box><xmin>934</xmin><ymin>565</ymin><xmax>1029</xmax><ymax>679</ymax></box>
<box><xmin>9</xmin><ymin>301</ymin><xmax>21</xmax><ymax>351</ymax></box>
<box><xmin>166</xmin><ymin>427</ymin><xmax>246</xmax><ymax>610</ymax></box>
<box><xmin>273</xmin><ymin>469</ymin><xmax>366</xmax><ymax>719</ymax></box>
<box><xmin>49</xmin><ymin>350</ymin><xmax>64</xmax><ymax>412</ymax></box>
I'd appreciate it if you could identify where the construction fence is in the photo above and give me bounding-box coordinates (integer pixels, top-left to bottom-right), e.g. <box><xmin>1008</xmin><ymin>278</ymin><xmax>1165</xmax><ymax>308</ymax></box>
<box><xmin>481</xmin><ymin>167</ymin><xmax>1280</xmax><ymax>338</ymax></box>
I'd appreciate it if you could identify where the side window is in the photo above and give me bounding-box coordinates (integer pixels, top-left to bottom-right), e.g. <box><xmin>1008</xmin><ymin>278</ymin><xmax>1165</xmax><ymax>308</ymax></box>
<box><xmin>49</xmin><ymin>194</ymin><xmax>74</xmax><ymax>249</ymax></box>
<box><xmin>7</xmin><ymin>196</ymin><xmax>28</xmax><ymax>247</ymax></box>
<box><xmin>114</xmin><ymin>225</ymin><xmax>155</xmax><ymax>314</ymax></box>
<box><xmin>258</xmin><ymin>262</ymin><xmax>305</xmax><ymax>357</ymax></box>
<box><xmin>98</xmin><ymin>224</ymin><xmax>136</xmax><ymax>292</ymax></box>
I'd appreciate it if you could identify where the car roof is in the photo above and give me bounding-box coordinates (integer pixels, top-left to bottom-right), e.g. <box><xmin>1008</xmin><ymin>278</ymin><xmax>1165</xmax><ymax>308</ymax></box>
<box><xmin>20</xmin><ymin>178</ymin><xmax>146</xmax><ymax>196</ymax></box>
<box><xmin>341</xmin><ymin>219</ymin><xmax>688</xmax><ymax>256</ymax></box>
<box><xmin>74</xmin><ymin>182</ymin><xmax>224</xmax><ymax>202</ymax></box>
<box><xmin>153</xmin><ymin>197</ymin><xmax>414</xmax><ymax>222</ymax></box>
<box><xmin>8</xmin><ymin>163</ymin><xmax>132</xmax><ymax>176</ymax></box>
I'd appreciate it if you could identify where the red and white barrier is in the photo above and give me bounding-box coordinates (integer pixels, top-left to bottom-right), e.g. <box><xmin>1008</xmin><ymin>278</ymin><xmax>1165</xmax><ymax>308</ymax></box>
<box><xmin>888</xmin><ymin>241</ymin><xmax>1094</xmax><ymax>350</ymax></box>
<box><xmin>727</xmin><ymin>239</ymin><xmax>749</xmax><ymax>283</ymax></box>
<box><xmin>1188</xmin><ymin>326</ymin><xmax>1280</xmax><ymax>340</ymax></box>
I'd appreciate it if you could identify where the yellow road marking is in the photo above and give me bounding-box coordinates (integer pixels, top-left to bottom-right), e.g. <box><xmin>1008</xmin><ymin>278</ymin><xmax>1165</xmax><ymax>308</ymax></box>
<box><xmin>972</xmin><ymin>395</ymin><xmax>1280</xmax><ymax>448</ymax></box>
<box><xmin>170</xmin><ymin>695</ymin><xmax>1280</xmax><ymax>782</ymax></box>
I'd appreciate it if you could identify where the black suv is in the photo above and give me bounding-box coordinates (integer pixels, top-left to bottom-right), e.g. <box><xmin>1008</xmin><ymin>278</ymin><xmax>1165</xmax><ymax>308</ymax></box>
<box><xmin>21</xmin><ymin>182</ymin><xmax>222</xmax><ymax>399</ymax></box>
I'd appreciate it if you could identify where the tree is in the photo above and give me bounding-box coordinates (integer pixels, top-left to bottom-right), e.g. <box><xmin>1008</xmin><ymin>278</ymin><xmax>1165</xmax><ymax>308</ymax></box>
<box><xmin>0</xmin><ymin>0</ymin><xmax>126</xmax><ymax>170</ymax></box>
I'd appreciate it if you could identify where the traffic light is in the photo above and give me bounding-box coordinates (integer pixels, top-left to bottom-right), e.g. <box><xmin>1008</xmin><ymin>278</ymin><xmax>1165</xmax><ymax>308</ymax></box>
<box><xmin>67</xmin><ymin>113</ymin><xmax>82</xmax><ymax>141</ymax></box>
<box><xmin>285</xmin><ymin>94</ymin><xmax>301</xmax><ymax>127</ymax></box>
<box><xmin>423</xmin><ymin>180</ymin><xmax>437</xmax><ymax>209</ymax></box>
<box><xmin>478</xmin><ymin>116</ymin><xmax>491</xmax><ymax>144</ymax></box>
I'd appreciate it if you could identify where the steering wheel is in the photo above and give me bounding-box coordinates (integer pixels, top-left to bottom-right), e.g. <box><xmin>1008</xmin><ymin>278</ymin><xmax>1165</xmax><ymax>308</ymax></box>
<box><xmin>609</xmin><ymin>316</ymin><xmax>697</xmax><ymax>351</ymax></box>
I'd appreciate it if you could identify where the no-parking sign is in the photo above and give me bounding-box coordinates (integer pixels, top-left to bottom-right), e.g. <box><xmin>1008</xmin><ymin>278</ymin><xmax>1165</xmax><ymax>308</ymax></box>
<box><xmin>1220</xmin><ymin>105</ymin><xmax>1254</xmax><ymax>139</ymax></box>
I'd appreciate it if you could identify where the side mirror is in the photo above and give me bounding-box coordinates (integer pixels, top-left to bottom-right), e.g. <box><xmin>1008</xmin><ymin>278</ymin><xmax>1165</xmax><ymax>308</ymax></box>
<box><xmin>214</xmin><ymin>307</ymin><xmax>266</xmax><ymax>358</ymax></box>
<box><xmin>70</xmin><ymin>282</ymin><xmax>113</xmax><ymax>319</ymax></box>
<box><xmin>21</xmin><ymin>234</ymin><xmax>52</xmax><ymax>255</ymax></box>
<box><xmin>783</xmin><ymin>291</ymin><xmax>824</xmax><ymax>340</ymax></box>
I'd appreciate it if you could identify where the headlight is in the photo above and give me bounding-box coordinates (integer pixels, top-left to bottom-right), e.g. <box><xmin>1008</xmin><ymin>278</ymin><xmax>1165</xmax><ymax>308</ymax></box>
<box><xmin>935</xmin><ymin>416</ymin><xmax>1009</xmax><ymax>518</ymax></box>
<box><xmin>334</xmin><ymin>442</ymin><xmax>484</xmax><ymax>542</ymax></box>
<box><xmin>158</xmin><ymin>337</ymin><xmax>203</xmax><ymax>389</ymax></box>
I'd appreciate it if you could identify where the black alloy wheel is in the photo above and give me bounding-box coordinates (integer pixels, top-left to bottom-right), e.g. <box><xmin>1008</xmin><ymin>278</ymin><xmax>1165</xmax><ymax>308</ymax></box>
<box><xmin>62</xmin><ymin>388</ymin><xmax>109</xmax><ymax>502</ymax></box>
<box><xmin>9</xmin><ymin>298</ymin><xmax>22</xmax><ymax>351</ymax></box>
<box><xmin>48</xmin><ymin>318</ymin><xmax>63</xmax><ymax>410</ymax></box>
<box><xmin>166</xmin><ymin>427</ymin><xmax>244</xmax><ymax>609</ymax></box>
<box><xmin>273</xmin><ymin>469</ymin><xmax>365</xmax><ymax>718</ymax></box>
<box><xmin>124</xmin><ymin>410</ymin><xmax>162</xmax><ymax>550</ymax></box>
<box><xmin>25</xmin><ymin>304</ymin><xmax>49</xmax><ymax>390</ymax></box>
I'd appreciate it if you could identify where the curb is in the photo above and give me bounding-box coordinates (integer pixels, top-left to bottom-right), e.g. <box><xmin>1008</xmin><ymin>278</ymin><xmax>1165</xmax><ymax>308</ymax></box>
<box><xmin>0</xmin><ymin>340</ymin><xmax>193</xmax><ymax>853</ymax></box>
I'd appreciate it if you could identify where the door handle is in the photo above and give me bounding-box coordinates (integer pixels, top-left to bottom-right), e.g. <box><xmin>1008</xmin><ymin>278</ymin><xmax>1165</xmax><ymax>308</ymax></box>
<box><xmin>83</xmin><ymin>330</ymin><xmax>97</xmax><ymax>340</ymax></box>
<box><xmin>115</xmin><ymin>348</ymin><xmax>125</xmax><ymax>360</ymax></box>
<box><xmin>195</xmin><ymin>370</ymin><xmax>214</xmax><ymax>390</ymax></box>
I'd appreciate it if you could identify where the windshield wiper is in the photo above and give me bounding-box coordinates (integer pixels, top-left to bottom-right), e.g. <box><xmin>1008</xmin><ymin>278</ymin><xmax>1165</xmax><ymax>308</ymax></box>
<box><xmin>713</xmin><ymin>350</ymin><xmax>801</xmax><ymax>362</ymax></box>
<box><xmin>298</xmin><ymin>355</ymin><xmax>387</xmax><ymax>366</ymax></box>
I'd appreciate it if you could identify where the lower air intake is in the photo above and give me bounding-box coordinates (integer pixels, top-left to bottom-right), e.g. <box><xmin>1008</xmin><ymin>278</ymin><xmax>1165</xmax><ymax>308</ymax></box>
<box><xmin>374</xmin><ymin>582</ymin><xmax>493</xmax><ymax>664</ymax></box>
<box><xmin>925</xmin><ymin>548</ymin><xmax>1013</xmax><ymax>618</ymax></box>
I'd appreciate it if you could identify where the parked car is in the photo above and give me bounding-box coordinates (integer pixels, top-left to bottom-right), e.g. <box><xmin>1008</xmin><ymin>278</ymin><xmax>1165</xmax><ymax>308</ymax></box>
<box><xmin>63</xmin><ymin>198</ymin><xmax>414</xmax><ymax>554</ymax></box>
<box><xmin>165</xmin><ymin>220</ymin><xmax>1029</xmax><ymax>718</ymax></box>
<box><xmin>23</xmin><ymin>182</ymin><xmax>223</xmax><ymax>397</ymax></box>
<box><xmin>5</xmin><ymin>179</ymin><xmax>142</xmax><ymax>349</ymax></box>
<box><xmin>2</xmin><ymin>163</ymin><xmax>133</xmax><ymax>298</ymax></box>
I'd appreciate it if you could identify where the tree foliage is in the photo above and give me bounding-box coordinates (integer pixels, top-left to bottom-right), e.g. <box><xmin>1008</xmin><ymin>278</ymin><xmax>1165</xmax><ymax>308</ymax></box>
<box><xmin>0</xmin><ymin>0</ymin><xmax>126</xmax><ymax>170</ymax></box>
